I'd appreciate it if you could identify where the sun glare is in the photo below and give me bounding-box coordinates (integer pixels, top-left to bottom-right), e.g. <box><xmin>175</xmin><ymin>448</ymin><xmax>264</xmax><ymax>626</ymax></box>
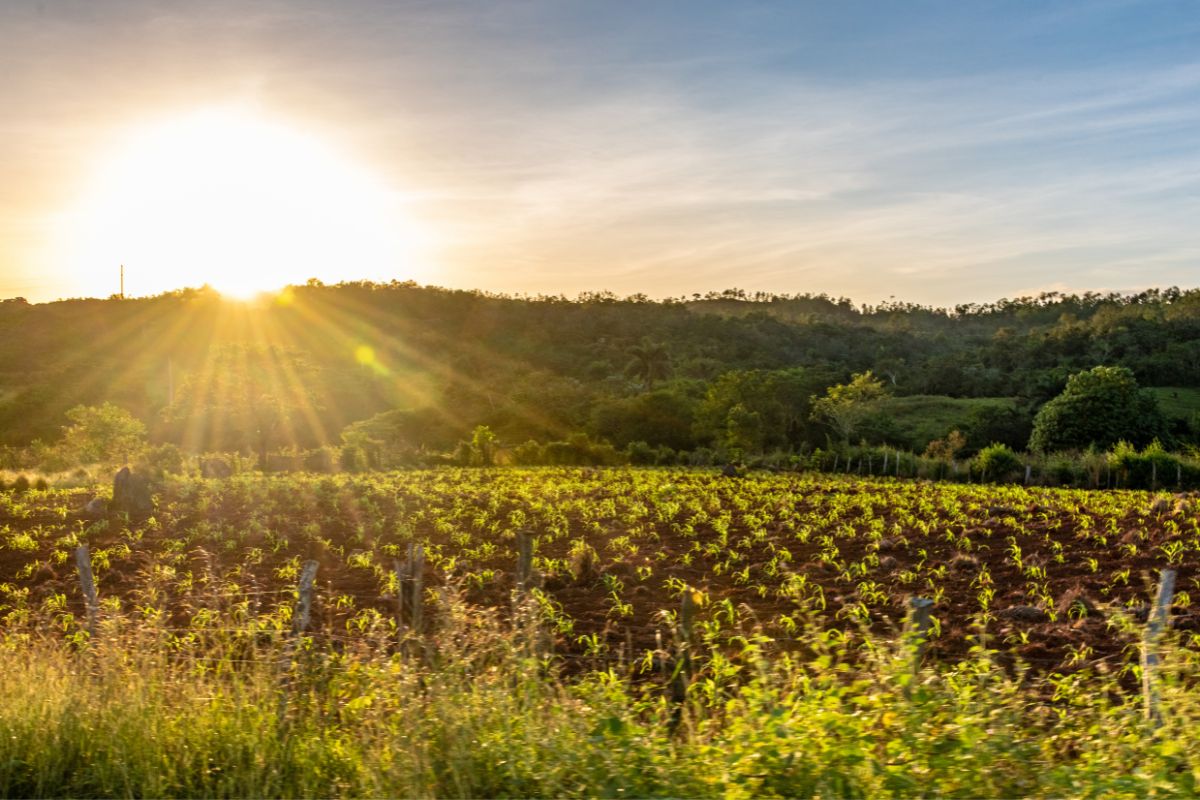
<box><xmin>60</xmin><ymin>108</ymin><xmax>428</xmax><ymax>299</ymax></box>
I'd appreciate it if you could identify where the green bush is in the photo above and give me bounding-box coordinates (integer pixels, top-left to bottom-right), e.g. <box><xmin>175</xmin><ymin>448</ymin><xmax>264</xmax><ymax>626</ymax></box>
<box><xmin>1029</xmin><ymin>366</ymin><xmax>1169</xmax><ymax>452</ymax></box>
<box><xmin>511</xmin><ymin>440</ymin><xmax>544</xmax><ymax>466</ymax></box>
<box><xmin>138</xmin><ymin>442</ymin><xmax>186</xmax><ymax>479</ymax></box>
<box><xmin>974</xmin><ymin>443</ymin><xmax>1023</xmax><ymax>482</ymax></box>
<box><xmin>339</xmin><ymin>443</ymin><xmax>368</xmax><ymax>473</ymax></box>
<box><xmin>1107</xmin><ymin>440</ymin><xmax>1196</xmax><ymax>489</ymax></box>
<box><xmin>626</xmin><ymin>440</ymin><xmax>656</xmax><ymax>466</ymax></box>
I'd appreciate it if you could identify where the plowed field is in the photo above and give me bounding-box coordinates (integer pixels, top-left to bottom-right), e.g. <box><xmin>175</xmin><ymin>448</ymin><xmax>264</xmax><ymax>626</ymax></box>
<box><xmin>1</xmin><ymin>468</ymin><xmax>1196</xmax><ymax>676</ymax></box>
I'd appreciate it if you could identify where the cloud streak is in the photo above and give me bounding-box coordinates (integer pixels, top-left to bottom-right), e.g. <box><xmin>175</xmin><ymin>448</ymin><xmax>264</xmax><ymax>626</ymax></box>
<box><xmin>1</xmin><ymin>1</ymin><xmax>1198</xmax><ymax>304</ymax></box>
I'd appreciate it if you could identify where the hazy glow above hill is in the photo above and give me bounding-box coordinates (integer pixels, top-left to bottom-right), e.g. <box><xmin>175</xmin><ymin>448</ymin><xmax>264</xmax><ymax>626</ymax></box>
<box><xmin>58</xmin><ymin>109</ymin><xmax>429</xmax><ymax>299</ymax></box>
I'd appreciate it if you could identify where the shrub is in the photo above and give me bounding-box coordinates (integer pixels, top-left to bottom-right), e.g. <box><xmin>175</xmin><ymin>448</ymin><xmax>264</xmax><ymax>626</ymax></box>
<box><xmin>339</xmin><ymin>443</ymin><xmax>368</xmax><ymax>473</ymax></box>
<box><xmin>1108</xmin><ymin>439</ymin><xmax>1188</xmax><ymax>489</ymax></box>
<box><xmin>974</xmin><ymin>444</ymin><xmax>1023</xmax><ymax>482</ymax></box>
<box><xmin>567</xmin><ymin>540</ymin><xmax>599</xmax><ymax>581</ymax></box>
<box><xmin>56</xmin><ymin>402</ymin><xmax>147</xmax><ymax>466</ymax></box>
<box><xmin>139</xmin><ymin>443</ymin><xmax>186</xmax><ymax>479</ymax></box>
<box><xmin>303</xmin><ymin>447</ymin><xmax>338</xmax><ymax>473</ymax></box>
<box><xmin>626</xmin><ymin>441</ymin><xmax>656</xmax><ymax>466</ymax></box>
<box><xmin>511</xmin><ymin>440</ymin><xmax>544</xmax><ymax>466</ymax></box>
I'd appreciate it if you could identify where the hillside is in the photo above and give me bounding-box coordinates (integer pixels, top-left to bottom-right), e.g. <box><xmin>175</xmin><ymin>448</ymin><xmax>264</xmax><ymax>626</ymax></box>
<box><xmin>2</xmin><ymin>283</ymin><xmax>1200</xmax><ymax>457</ymax></box>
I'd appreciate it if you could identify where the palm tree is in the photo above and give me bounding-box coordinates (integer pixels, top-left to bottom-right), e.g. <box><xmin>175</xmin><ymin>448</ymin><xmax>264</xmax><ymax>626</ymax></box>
<box><xmin>625</xmin><ymin>339</ymin><xmax>671</xmax><ymax>392</ymax></box>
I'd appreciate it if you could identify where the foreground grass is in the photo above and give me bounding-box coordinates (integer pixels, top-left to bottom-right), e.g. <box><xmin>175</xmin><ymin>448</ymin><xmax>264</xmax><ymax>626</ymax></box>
<box><xmin>0</xmin><ymin>606</ymin><xmax>1198</xmax><ymax>799</ymax></box>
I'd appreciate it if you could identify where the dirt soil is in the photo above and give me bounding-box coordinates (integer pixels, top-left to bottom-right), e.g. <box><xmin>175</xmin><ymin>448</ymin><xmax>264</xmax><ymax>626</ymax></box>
<box><xmin>0</xmin><ymin>472</ymin><xmax>1196</xmax><ymax>681</ymax></box>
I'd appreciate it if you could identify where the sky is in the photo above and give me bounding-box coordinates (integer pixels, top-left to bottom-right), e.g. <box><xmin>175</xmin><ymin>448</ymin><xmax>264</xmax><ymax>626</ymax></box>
<box><xmin>2</xmin><ymin>0</ymin><xmax>1199</xmax><ymax>306</ymax></box>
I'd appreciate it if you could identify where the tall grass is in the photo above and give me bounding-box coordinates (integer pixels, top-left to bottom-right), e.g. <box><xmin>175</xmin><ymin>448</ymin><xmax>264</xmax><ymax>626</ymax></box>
<box><xmin>0</xmin><ymin>604</ymin><xmax>1198</xmax><ymax>798</ymax></box>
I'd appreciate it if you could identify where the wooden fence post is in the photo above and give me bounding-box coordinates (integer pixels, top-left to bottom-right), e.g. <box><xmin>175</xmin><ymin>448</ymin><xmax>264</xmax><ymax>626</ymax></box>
<box><xmin>883</xmin><ymin>452</ymin><xmax>889</xmax><ymax>475</ymax></box>
<box><xmin>409</xmin><ymin>544</ymin><xmax>425</xmax><ymax>635</ymax></box>
<box><xmin>278</xmin><ymin>560</ymin><xmax>319</xmax><ymax>722</ymax></box>
<box><xmin>1024</xmin><ymin>465</ymin><xmax>1032</xmax><ymax>485</ymax></box>
<box><xmin>1142</xmin><ymin>569</ymin><xmax>1176</xmax><ymax>726</ymax></box>
<box><xmin>293</xmin><ymin>560</ymin><xmax>319</xmax><ymax>635</ymax></box>
<box><xmin>677</xmin><ymin>590</ymin><xmax>696</xmax><ymax>680</ymax></box>
<box><xmin>394</xmin><ymin>543</ymin><xmax>425</xmax><ymax>639</ymax></box>
<box><xmin>74</xmin><ymin>545</ymin><xmax>99</xmax><ymax>640</ymax></box>
<box><xmin>905</xmin><ymin>596</ymin><xmax>935</xmax><ymax>673</ymax></box>
<box><xmin>393</xmin><ymin>558</ymin><xmax>406</xmax><ymax>636</ymax></box>
<box><xmin>669</xmin><ymin>592</ymin><xmax>698</xmax><ymax>731</ymax></box>
<box><xmin>516</xmin><ymin>531</ymin><xmax>535</xmax><ymax>593</ymax></box>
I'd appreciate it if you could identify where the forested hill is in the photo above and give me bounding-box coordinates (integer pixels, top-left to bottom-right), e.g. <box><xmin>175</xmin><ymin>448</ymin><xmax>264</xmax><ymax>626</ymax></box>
<box><xmin>3</xmin><ymin>282</ymin><xmax>1200</xmax><ymax>455</ymax></box>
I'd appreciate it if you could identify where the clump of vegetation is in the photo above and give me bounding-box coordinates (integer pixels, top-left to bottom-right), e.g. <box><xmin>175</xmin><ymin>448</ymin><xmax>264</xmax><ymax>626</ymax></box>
<box><xmin>975</xmin><ymin>443</ymin><xmax>1024</xmax><ymax>482</ymax></box>
<box><xmin>1030</xmin><ymin>366</ymin><xmax>1169</xmax><ymax>452</ymax></box>
<box><xmin>0</xmin><ymin>599</ymin><xmax>1198</xmax><ymax>798</ymax></box>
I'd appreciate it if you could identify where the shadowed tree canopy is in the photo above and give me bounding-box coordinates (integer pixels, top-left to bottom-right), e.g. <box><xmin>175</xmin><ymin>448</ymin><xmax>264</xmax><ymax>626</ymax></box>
<box><xmin>163</xmin><ymin>344</ymin><xmax>322</xmax><ymax>467</ymax></box>
<box><xmin>625</xmin><ymin>339</ymin><xmax>671</xmax><ymax>391</ymax></box>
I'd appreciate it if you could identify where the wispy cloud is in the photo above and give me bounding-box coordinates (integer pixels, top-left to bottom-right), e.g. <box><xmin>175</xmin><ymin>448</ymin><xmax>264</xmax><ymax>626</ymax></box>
<box><xmin>2</xmin><ymin>1</ymin><xmax>1198</xmax><ymax>303</ymax></box>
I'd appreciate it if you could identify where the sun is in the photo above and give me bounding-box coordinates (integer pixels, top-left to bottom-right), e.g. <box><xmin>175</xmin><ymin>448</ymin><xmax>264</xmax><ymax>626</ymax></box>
<box><xmin>60</xmin><ymin>108</ymin><xmax>428</xmax><ymax>299</ymax></box>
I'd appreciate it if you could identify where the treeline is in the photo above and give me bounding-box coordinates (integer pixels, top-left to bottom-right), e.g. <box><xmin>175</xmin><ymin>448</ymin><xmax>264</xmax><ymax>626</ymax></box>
<box><xmin>3</xmin><ymin>282</ymin><xmax>1200</xmax><ymax>464</ymax></box>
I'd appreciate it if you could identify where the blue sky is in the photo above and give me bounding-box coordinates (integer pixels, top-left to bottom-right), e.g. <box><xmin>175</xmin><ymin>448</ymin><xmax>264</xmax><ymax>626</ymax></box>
<box><xmin>1</xmin><ymin>1</ymin><xmax>1198</xmax><ymax>304</ymax></box>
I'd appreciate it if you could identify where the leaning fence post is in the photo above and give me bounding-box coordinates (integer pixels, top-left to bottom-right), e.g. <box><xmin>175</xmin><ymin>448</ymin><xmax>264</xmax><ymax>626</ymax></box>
<box><xmin>74</xmin><ymin>545</ymin><xmax>99</xmax><ymax>640</ymax></box>
<box><xmin>1142</xmin><ymin>569</ymin><xmax>1176</xmax><ymax>726</ymax></box>
<box><xmin>905</xmin><ymin>596</ymin><xmax>935</xmax><ymax>673</ymax></box>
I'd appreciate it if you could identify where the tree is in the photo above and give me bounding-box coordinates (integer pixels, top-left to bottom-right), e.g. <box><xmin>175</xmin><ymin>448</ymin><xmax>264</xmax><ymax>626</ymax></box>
<box><xmin>470</xmin><ymin>424</ymin><xmax>497</xmax><ymax>466</ymax></box>
<box><xmin>1028</xmin><ymin>366</ymin><xmax>1169</xmax><ymax>452</ymax></box>
<box><xmin>589</xmin><ymin>389</ymin><xmax>697</xmax><ymax>450</ymax></box>
<box><xmin>724</xmin><ymin>403</ymin><xmax>764</xmax><ymax>455</ymax></box>
<box><xmin>810</xmin><ymin>371</ymin><xmax>889</xmax><ymax>446</ymax></box>
<box><xmin>962</xmin><ymin>404</ymin><xmax>1034</xmax><ymax>454</ymax></box>
<box><xmin>625</xmin><ymin>339</ymin><xmax>671</xmax><ymax>391</ymax></box>
<box><xmin>57</xmin><ymin>402</ymin><xmax>146</xmax><ymax>465</ymax></box>
<box><xmin>694</xmin><ymin>368</ymin><xmax>826</xmax><ymax>450</ymax></box>
<box><xmin>165</xmin><ymin>345</ymin><xmax>320</xmax><ymax>469</ymax></box>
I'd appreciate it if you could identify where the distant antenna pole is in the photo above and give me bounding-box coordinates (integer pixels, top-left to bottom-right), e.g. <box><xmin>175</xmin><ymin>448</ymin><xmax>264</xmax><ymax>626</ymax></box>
<box><xmin>120</xmin><ymin>264</ymin><xmax>125</xmax><ymax>299</ymax></box>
